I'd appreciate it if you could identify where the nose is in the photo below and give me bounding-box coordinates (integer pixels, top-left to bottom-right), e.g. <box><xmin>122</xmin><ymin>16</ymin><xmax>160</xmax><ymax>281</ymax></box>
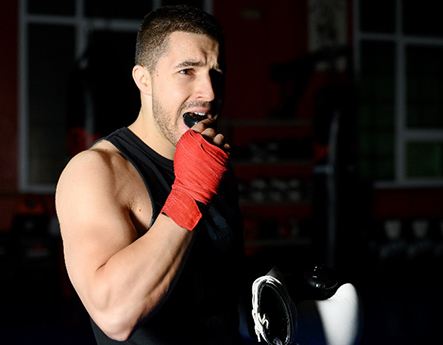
<box><xmin>195</xmin><ymin>73</ymin><xmax>215</xmax><ymax>101</ymax></box>
<box><xmin>195</xmin><ymin>70</ymin><xmax>223</xmax><ymax>102</ymax></box>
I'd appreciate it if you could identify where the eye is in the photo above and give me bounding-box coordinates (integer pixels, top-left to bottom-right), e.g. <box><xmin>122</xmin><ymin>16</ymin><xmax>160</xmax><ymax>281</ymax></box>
<box><xmin>179</xmin><ymin>68</ymin><xmax>193</xmax><ymax>76</ymax></box>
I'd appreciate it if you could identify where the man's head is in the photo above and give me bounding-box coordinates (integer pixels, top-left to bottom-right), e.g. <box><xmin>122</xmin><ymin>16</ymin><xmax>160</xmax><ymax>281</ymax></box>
<box><xmin>135</xmin><ymin>5</ymin><xmax>224</xmax><ymax>72</ymax></box>
<box><xmin>131</xmin><ymin>5</ymin><xmax>225</xmax><ymax>158</ymax></box>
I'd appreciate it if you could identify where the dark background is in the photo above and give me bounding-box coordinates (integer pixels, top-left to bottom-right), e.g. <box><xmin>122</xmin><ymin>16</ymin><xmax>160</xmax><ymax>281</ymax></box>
<box><xmin>1</xmin><ymin>0</ymin><xmax>443</xmax><ymax>344</ymax></box>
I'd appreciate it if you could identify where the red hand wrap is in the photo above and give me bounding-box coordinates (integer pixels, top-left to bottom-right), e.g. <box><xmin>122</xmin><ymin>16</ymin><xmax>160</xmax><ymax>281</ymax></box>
<box><xmin>162</xmin><ymin>129</ymin><xmax>229</xmax><ymax>230</ymax></box>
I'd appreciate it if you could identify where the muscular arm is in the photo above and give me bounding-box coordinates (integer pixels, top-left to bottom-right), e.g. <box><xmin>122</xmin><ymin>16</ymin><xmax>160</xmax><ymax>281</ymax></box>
<box><xmin>56</xmin><ymin>121</ymin><xmax>227</xmax><ymax>341</ymax></box>
<box><xmin>56</xmin><ymin>148</ymin><xmax>194</xmax><ymax>341</ymax></box>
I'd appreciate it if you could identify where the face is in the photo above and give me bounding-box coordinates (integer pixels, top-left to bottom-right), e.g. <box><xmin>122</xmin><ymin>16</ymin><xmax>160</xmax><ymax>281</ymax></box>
<box><xmin>149</xmin><ymin>31</ymin><xmax>223</xmax><ymax>146</ymax></box>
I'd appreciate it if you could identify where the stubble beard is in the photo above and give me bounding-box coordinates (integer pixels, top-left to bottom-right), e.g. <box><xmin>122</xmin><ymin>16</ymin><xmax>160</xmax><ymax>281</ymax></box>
<box><xmin>152</xmin><ymin>96</ymin><xmax>180</xmax><ymax>146</ymax></box>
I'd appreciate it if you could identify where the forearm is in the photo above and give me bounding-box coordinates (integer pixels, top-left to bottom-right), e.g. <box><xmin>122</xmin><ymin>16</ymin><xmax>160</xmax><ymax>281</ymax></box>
<box><xmin>78</xmin><ymin>214</ymin><xmax>194</xmax><ymax>340</ymax></box>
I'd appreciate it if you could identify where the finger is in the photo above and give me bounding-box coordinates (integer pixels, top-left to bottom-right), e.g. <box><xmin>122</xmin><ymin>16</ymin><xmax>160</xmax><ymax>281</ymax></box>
<box><xmin>204</xmin><ymin>132</ymin><xmax>231</xmax><ymax>152</ymax></box>
<box><xmin>201</xmin><ymin>128</ymin><xmax>217</xmax><ymax>140</ymax></box>
<box><xmin>211</xmin><ymin>133</ymin><xmax>225</xmax><ymax>146</ymax></box>
<box><xmin>191</xmin><ymin>118</ymin><xmax>216</xmax><ymax>133</ymax></box>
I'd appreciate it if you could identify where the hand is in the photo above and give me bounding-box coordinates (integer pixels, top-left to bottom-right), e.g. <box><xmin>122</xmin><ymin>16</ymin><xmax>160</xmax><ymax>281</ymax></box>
<box><xmin>191</xmin><ymin>118</ymin><xmax>230</xmax><ymax>151</ymax></box>
<box><xmin>162</xmin><ymin>124</ymin><xmax>229</xmax><ymax>231</ymax></box>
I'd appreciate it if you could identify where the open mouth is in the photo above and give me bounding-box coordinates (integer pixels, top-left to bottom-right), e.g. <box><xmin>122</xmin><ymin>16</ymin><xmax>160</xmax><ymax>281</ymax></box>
<box><xmin>183</xmin><ymin>112</ymin><xmax>208</xmax><ymax>128</ymax></box>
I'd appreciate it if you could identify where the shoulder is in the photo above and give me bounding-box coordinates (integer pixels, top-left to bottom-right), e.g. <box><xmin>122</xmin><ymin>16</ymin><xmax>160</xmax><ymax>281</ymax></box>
<box><xmin>57</xmin><ymin>140</ymin><xmax>122</xmax><ymax>190</ymax></box>
<box><xmin>56</xmin><ymin>140</ymin><xmax>136</xmax><ymax>215</ymax></box>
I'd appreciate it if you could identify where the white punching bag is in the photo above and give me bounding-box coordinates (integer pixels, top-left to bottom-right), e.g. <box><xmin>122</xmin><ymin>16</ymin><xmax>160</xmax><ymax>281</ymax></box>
<box><xmin>315</xmin><ymin>283</ymin><xmax>360</xmax><ymax>345</ymax></box>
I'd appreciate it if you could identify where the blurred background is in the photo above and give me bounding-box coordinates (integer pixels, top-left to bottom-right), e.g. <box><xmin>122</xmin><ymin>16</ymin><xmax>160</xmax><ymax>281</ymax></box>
<box><xmin>1</xmin><ymin>0</ymin><xmax>443</xmax><ymax>344</ymax></box>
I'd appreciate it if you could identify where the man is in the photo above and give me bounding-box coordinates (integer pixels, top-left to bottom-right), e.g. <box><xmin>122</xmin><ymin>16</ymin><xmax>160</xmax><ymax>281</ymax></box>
<box><xmin>56</xmin><ymin>5</ymin><xmax>245</xmax><ymax>345</ymax></box>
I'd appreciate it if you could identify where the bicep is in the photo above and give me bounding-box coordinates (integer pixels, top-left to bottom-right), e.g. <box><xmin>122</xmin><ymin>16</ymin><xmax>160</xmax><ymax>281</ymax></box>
<box><xmin>55</xmin><ymin>153</ymin><xmax>138</xmax><ymax>294</ymax></box>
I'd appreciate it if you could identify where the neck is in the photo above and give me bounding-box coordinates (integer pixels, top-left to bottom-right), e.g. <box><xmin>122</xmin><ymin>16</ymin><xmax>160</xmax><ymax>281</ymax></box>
<box><xmin>128</xmin><ymin>109</ymin><xmax>176</xmax><ymax>160</ymax></box>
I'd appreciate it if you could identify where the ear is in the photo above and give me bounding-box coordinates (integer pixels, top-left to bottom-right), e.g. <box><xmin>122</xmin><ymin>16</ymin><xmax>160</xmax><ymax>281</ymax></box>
<box><xmin>132</xmin><ymin>64</ymin><xmax>152</xmax><ymax>95</ymax></box>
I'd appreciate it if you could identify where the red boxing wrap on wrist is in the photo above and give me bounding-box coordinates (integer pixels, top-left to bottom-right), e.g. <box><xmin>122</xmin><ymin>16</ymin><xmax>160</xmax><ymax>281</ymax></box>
<box><xmin>162</xmin><ymin>129</ymin><xmax>229</xmax><ymax>230</ymax></box>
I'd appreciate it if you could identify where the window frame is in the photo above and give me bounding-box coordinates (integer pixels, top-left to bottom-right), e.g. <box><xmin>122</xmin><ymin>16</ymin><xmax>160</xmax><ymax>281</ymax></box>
<box><xmin>18</xmin><ymin>0</ymin><xmax>214</xmax><ymax>193</ymax></box>
<box><xmin>353</xmin><ymin>0</ymin><xmax>443</xmax><ymax>187</ymax></box>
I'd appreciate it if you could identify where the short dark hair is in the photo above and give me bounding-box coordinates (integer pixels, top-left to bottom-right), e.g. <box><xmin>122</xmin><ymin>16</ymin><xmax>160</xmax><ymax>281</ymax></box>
<box><xmin>135</xmin><ymin>5</ymin><xmax>224</xmax><ymax>71</ymax></box>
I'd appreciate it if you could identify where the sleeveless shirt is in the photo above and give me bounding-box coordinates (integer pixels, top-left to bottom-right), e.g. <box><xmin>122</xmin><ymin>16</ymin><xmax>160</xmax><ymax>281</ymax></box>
<box><xmin>90</xmin><ymin>127</ymin><xmax>245</xmax><ymax>345</ymax></box>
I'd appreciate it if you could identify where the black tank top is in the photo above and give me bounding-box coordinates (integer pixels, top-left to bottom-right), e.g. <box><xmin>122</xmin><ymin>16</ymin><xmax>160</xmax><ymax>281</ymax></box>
<box><xmin>90</xmin><ymin>127</ymin><xmax>245</xmax><ymax>345</ymax></box>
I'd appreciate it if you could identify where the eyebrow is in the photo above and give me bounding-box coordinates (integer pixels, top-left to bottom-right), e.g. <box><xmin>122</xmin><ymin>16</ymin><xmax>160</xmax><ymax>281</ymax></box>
<box><xmin>175</xmin><ymin>60</ymin><xmax>204</xmax><ymax>69</ymax></box>
<box><xmin>175</xmin><ymin>59</ymin><xmax>222</xmax><ymax>73</ymax></box>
